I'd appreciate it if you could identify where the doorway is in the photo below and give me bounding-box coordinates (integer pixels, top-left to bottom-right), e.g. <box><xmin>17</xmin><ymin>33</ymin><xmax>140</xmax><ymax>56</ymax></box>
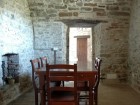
<box><xmin>69</xmin><ymin>27</ymin><xmax>92</xmax><ymax>70</ymax></box>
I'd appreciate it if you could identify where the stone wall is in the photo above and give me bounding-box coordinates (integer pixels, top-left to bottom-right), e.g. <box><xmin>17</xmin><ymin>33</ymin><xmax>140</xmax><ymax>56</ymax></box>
<box><xmin>28</xmin><ymin>0</ymin><xmax>131</xmax><ymax>79</ymax></box>
<box><xmin>33</xmin><ymin>21</ymin><xmax>67</xmax><ymax>64</ymax></box>
<box><xmin>94</xmin><ymin>23</ymin><xmax>102</xmax><ymax>58</ymax></box>
<box><xmin>0</xmin><ymin>0</ymin><xmax>34</xmax><ymax>85</ymax></box>
<box><xmin>128</xmin><ymin>0</ymin><xmax>140</xmax><ymax>93</ymax></box>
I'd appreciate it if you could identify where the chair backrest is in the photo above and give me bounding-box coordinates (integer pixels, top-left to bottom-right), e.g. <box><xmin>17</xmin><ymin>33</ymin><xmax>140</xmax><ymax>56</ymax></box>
<box><xmin>94</xmin><ymin>57</ymin><xmax>102</xmax><ymax>88</ymax></box>
<box><xmin>46</xmin><ymin>64</ymin><xmax>78</xmax><ymax>105</ymax></box>
<box><xmin>30</xmin><ymin>58</ymin><xmax>41</xmax><ymax>89</ymax></box>
<box><xmin>40</xmin><ymin>56</ymin><xmax>47</xmax><ymax>68</ymax></box>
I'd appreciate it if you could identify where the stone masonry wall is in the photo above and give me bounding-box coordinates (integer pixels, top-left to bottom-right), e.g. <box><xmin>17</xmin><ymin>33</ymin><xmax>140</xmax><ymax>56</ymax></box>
<box><xmin>28</xmin><ymin>0</ymin><xmax>132</xmax><ymax>80</ymax></box>
<box><xmin>33</xmin><ymin>21</ymin><xmax>67</xmax><ymax>64</ymax></box>
<box><xmin>0</xmin><ymin>0</ymin><xmax>34</xmax><ymax>85</ymax></box>
<box><xmin>94</xmin><ymin>23</ymin><xmax>102</xmax><ymax>58</ymax></box>
<box><xmin>128</xmin><ymin>0</ymin><xmax>140</xmax><ymax>93</ymax></box>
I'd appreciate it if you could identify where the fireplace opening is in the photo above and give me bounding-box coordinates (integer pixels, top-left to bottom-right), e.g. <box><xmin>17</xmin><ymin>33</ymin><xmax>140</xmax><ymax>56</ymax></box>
<box><xmin>1</xmin><ymin>53</ymin><xmax>19</xmax><ymax>85</ymax></box>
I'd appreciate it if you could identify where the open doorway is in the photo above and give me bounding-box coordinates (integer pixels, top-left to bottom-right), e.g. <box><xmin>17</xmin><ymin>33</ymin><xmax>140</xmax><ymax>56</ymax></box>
<box><xmin>69</xmin><ymin>27</ymin><xmax>92</xmax><ymax>71</ymax></box>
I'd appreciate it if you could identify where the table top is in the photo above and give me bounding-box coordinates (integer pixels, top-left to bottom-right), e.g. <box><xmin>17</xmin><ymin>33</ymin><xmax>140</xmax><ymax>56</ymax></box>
<box><xmin>36</xmin><ymin>67</ymin><xmax>97</xmax><ymax>74</ymax></box>
<box><xmin>35</xmin><ymin>67</ymin><xmax>97</xmax><ymax>82</ymax></box>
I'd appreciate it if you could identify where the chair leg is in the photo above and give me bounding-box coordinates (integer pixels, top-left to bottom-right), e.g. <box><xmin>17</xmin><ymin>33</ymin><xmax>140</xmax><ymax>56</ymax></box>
<box><xmin>34</xmin><ymin>90</ymin><xmax>38</xmax><ymax>105</ymax></box>
<box><xmin>94</xmin><ymin>89</ymin><xmax>98</xmax><ymax>105</ymax></box>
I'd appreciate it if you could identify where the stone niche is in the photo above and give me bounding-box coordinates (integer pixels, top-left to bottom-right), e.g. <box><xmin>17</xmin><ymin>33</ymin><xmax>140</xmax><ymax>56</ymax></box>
<box><xmin>2</xmin><ymin>53</ymin><xmax>20</xmax><ymax>85</ymax></box>
<box><xmin>0</xmin><ymin>73</ymin><xmax>32</xmax><ymax>105</ymax></box>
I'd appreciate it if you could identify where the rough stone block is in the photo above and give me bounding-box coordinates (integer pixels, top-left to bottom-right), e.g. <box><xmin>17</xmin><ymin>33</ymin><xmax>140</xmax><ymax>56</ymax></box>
<box><xmin>106</xmin><ymin>5</ymin><xmax>119</xmax><ymax>10</ymax></box>
<box><xmin>73</xmin><ymin>12</ymin><xmax>78</xmax><ymax>16</ymax></box>
<box><xmin>55</xmin><ymin>5</ymin><xmax>67</xmax><ymax>9</ymax></box>
<box><xmin>59</xmin><ymin>12</ymin><xmax>72</xmax><ymax>17</ymax></box>
<box><xmin>68</xmin><ymin>7</ymin><xmax>79</xmax><ymax>10</ymax></box>
<box><xmin>84</xmin><ymin>3</ymin><xmax>97</xmax><ymax>7</ymax></box>
<box><xmin>81</xmin><ymin>7</ymin><xmax>92</xmax><ymax>12</ymax></box>
<box><xmin>109</xmin><ymin>11</ymin><xmax>130</xmax><ymax>16</ymax></box>
<box><xmin>93</xmin><ymin>8</ymin><xmax>105</xmax><ymax>12</ymax></box>
<box><xmin>96</xmin><ymin>12</ymin><xmax>106</xmax><ymax>16</ymax></box>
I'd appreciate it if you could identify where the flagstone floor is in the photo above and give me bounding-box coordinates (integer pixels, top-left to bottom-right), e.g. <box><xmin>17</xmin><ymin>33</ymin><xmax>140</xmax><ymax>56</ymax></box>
<box><xmin>8</xmin><ymin>79</ymin><xmax>140</xmax><ymax>105</ymax></box>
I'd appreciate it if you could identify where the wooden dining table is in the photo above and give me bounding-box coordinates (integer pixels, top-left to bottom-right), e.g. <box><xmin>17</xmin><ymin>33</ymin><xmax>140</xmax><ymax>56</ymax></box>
<box><xmin>35</xmin><ymin>68</ymin><xmax>97</xmax><ymax>105</ymax></box>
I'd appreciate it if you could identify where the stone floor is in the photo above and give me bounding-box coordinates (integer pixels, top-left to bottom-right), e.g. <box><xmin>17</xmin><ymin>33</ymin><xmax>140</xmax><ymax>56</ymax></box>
<box><xmin>8</xmin><ymin>79</ymin><xmax>140</xmax><ymax>105</ymax></box>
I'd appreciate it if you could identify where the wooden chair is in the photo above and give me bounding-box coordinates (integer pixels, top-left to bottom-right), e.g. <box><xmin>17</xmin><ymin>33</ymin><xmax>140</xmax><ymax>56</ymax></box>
<box><xmin>30</xmin><ymin>58</ymin><xmax>41</xmax><ymax>105</ymax></box>
<box><xmin>77</xmin><ymin>57</ymin><xmax>102</xmax><ymax>105</ymax></box>
<box><xmin>77</xmin><ymin>71</ymin><xmax>97</xmax><ymax>105</ymax></box>
<box><xmin>93</xmin><ymin>57</ymin><xmax>102</xmax><ymax>105</ymax></box>
<box><xmin>40</xmin><ymin>56</ymin><xmax>47</xmax><ymax>68</ymax></box>
<box><xmin>40</xmin><ymin>56</ymin><xmax>61</xmax><ymax>86</ymax></box>
<box><xmin>46</xmin><ymin>64</ymin><xmax>79</xmax><ymax>105</ymax></box>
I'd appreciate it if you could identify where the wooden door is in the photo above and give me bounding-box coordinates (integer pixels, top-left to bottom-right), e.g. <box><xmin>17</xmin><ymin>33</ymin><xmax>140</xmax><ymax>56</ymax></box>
<box><xmin>77</xmin><ymin>38</ymin><xmax>87</xmax><ymax>71</ymax></box>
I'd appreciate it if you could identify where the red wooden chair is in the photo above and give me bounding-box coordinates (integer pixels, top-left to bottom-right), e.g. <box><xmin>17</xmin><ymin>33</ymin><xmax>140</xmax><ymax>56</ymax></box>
<box><xmin>93</xmin><ymin>57</ymin><xmax>102</xmax><ymax>105</ymax></box>
<box><xmin>40</xmin><ymin>56</ymin><xmax>61</xmax><ymax>86</ymax></box>
<box><xmin>77</xmin><ymin>57</ymin><xmax>102</xmax><ymax>105</ymax></box>
<box><xmin>30</xmin><ymin>58</ymin><xmax>41</xmax><ymax>105</ymax></box>
<box><xmin>46</xmin><ymin>64</ymin><xmax>79</xmax><ymax>105</ymax></box>
<box><xmin>77</xmin><ymin>71</ymin><xmax>97</xmax><ymax>105</ymax></box>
